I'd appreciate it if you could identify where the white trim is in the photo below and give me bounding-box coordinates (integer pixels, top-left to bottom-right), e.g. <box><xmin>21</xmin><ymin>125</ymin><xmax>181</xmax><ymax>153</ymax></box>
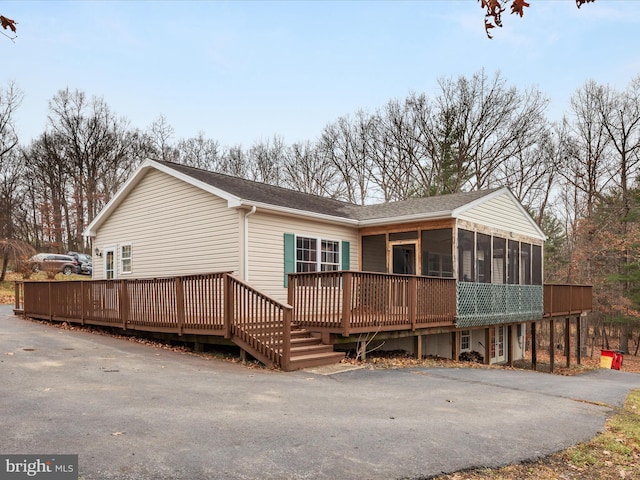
<box><xmin>244</xmin><ymin>206</ymin><xmax>256</xmax><ymax>281</ymax></box>
<box><xmin>294</xmin><ymin>234</ymin><xmax>341</xmax><ymax>273</ymax></box>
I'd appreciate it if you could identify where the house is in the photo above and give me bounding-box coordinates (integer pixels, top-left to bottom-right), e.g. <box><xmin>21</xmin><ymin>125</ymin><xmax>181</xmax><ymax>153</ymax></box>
<box><xmin>77</xmin><ymin>159</ymin><xmax>569</xmax><ymax>367</ymax></box>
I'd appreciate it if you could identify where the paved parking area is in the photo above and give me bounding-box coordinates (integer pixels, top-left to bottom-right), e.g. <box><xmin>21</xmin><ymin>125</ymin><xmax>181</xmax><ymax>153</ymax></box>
<box><xmin>1</xmin><ymin>305</ymin><xmax>639</xmax><ymax>479</ymax></box>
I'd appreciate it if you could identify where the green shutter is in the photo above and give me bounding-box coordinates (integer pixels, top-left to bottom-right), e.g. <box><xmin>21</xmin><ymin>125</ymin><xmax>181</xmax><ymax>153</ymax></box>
<box><xmin>284</xmin><ymin>233</ymin><xmax>295</xmax><ymax>287</ymax></box>
<box><xmin>342</xmin><ymin>241</ymin><xmax>350</xmax><ymax>270</ymax></box>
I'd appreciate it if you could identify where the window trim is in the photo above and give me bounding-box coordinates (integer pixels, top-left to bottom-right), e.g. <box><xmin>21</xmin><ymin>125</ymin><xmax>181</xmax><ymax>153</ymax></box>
<box><xmin>295</xmin><ymin>234</ymin><xmax>341</xmax><ymax>273</ymax></box>
<box><xmin>460</xmin><ymin>329</ymin><xmax>471</xmax><ymax>352</ymax></box>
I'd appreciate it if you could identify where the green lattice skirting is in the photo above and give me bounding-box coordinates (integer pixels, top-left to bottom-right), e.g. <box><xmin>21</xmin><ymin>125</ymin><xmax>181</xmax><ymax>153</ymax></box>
<box><xmin>456</xmin><ymin>282</ymin><xmax>543</xmax><ymax>328</ymax></box>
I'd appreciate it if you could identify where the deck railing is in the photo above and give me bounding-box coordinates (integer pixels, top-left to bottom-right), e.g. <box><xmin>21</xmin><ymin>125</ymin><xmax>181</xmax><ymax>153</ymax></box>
<box><xmin>544</xmin><ymin>284</ymin><xmax>593</xmax><ymax>317</ymax></box>
<box><xmin>288</xmin><ymin>272</ymin><xmax>594</xmax><ymax>335</ymax></box>
<box><xmin>16</xmin><ymin>273</ymin><xmax>292</xmax><ymax>370</ymax></box>
<box><xmin>288</xmin><ymin>271</ymin><xmax>457</xmax><ymax>336</ymax></box>
<box><xmin>226</xmin><ymin>275</ymin><xmax>292</xmax><ymax>371</ymax></box>
<box><xmin>14</xmin><ymin>272</ymin><xmax>593</xmax><ymax>368</ymax></box>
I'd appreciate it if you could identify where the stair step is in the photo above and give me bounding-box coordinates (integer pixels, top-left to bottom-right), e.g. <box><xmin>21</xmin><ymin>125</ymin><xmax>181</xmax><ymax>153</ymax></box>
<box><xmin>290</xmin><ymin>336</ymin><xmax>321</xmax><ymax>347</ymax></box>
<box><xmin>290</xmin><ymin>329</ymin><xmax>312</xmax><ymax>338</ymax></box>
<box><xmin>290</xmin><ymin>344</ymin><xmax>334</xmax><ymax>356</ymax></box>
<box><xmin>287</xmin><ymin>351</ymin><xmax>346</xmax><ymax>371</ymax></box>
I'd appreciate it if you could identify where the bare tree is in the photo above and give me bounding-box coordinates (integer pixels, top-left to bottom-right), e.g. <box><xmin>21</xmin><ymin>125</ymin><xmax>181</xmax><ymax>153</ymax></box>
<box><xmin>318</xmin><ymin>112</ymin><xmax>374</xmax><ymax>205</ymax></box>
<box><xmin>219</xmin><ymin>145</ymin><xmax>249</xmax><ymax>178</ymax></box>
<box><xmin>434</xmin><ymin>70</ymin><xmax>549</xmax><ymax>192</ymax></box>
<box><xmin>281</xmin><ymin>141</ymin><xmax>344</xmax><ymax>198</ymax></box>
<box><xmin>21</xmin><ymin>133</ymin><xmax>70</xmax><ymax>251</ymax></box>
<box><xmin>148</xmin><ymin>114</ymin><xmax>178</xmax><ymax>162</ymax></box>
<box><xmin>246</xmin><ymin>135</ymin><xmax>286</xmax><ymax>186</ymax></box>
<box><xmin>176</xmin><ymin>132</ymin><xmax>221</xmax><ymax>170</ymax></box>
<box><xmin>563</xmin><ymin>80</ymin><xmax>612</xmax><ymax>218</ymax></box>
<box><xmin>370</xmin><ymin>98</ymin><xmax>424</xmax><ymax>201</ymax></box>
<box><xmin>45</xmin><ymin>88</ymin><xmax>138</xmax><ymax>250</ymax></box>
<box><xmin>0</xmin><ymin>81</ymin><xmax>21</xmax><ymax>158</ymax></box>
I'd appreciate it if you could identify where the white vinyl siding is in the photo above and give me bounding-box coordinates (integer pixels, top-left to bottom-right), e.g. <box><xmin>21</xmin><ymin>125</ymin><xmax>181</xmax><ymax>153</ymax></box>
<box><xmin>247</xmin><ymin>211</ymin><xmax>358</xmax><ymax>303</ymax></box>
<box><xmin>94</xmin><ymin>169</ymin><xmax>241</xmax><ymax>279</ymax></box>
<box><xmin>458</xmin><ymin>191</ymin><xmax>544</xmax><ymax>240</ymax></box>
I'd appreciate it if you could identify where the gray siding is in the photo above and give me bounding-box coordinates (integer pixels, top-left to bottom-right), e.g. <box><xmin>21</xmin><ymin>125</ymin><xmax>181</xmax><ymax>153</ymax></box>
<box><xmin>94</xmin><ymin>169</ymin><xmax>241</xmax><ymax>279</ymax></box>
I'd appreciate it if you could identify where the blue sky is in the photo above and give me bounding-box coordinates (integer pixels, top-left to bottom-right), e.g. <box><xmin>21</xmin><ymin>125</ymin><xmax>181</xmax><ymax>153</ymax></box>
<box><xmin>3</xmin><ymin>1</ymin><xmax>640</xmax><ymax>148</ymax></box>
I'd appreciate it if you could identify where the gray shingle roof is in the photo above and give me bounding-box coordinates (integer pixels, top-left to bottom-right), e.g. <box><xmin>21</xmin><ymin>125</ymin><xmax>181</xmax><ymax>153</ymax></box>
<box><xmin>157</xmin><ymin>160</ymin><xmax>502</xmax><ymax>222</ymax></box>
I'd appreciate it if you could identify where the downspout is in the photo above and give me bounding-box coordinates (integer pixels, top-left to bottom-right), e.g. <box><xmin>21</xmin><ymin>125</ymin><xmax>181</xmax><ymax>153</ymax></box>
<box><xmin>244</xmin><ymin>206</ymin><xmax>257</xmax><ymax>281</ymax></box>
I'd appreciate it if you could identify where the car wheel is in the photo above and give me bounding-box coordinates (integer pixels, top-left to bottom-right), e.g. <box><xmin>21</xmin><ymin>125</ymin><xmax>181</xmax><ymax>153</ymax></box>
<box><xmin>62</xmin><ymin>266</ymin><xmax>72</xmax><ymax>275</ymax></box>
<box><xmin>32</xmin><ymin>264</ymin><xmax>40</xmax><ymax>273</ymax></box>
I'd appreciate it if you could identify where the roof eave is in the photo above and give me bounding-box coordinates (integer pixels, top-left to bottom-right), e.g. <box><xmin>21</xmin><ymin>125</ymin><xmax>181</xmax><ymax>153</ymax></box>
<box><xmin>236</xmin><ymin>200</ymin><xmax>359</xmax><ymax>226</ymax></box>
<box><xmin>357</xmin><ymin>211</ymin><xmax>452</xmax><ymax>227</ymax></box>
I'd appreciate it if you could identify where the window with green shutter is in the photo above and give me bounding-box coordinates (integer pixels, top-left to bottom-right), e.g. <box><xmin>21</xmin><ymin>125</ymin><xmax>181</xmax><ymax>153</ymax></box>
<box><xmin>284</xmin><ymin>234</ymin><xmax>350</xmax><ymax>287</ymax></box>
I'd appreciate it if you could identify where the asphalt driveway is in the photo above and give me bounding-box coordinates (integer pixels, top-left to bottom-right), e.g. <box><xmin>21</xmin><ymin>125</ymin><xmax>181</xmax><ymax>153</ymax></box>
<box><xmin>1</xmin><ymin>305</ymin><xmax>639</xmax><ymax>480</ymax></box>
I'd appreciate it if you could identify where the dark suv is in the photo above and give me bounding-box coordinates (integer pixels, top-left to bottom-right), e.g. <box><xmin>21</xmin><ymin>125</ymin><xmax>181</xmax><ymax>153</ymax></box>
<box><xmin>28</xmin><ymin>254</ymin><xmax>80</xmax><ymax>275</ymax></box>
<box><xmin>67</xmin><ymin>251</ymin><xmax>93</xmax><ymax>276</ymax></box>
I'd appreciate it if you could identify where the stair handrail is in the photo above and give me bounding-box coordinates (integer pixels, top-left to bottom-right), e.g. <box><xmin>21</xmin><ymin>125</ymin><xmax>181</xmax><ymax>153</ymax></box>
<box><xmin>224</xmin><ymin>273</ymin><xmax>293</xmax><ymax>370</ymax></box>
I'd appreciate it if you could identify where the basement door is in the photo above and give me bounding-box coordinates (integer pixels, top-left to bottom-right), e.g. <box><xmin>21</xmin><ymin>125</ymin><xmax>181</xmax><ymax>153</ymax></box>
<box><xmin>490</xmin><ymin>325</ymin><xmax>506</xmax><ymax>363</ymax></box>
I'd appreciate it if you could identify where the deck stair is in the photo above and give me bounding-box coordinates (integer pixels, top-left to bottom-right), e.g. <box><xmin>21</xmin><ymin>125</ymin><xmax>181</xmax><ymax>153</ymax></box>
<box><xmin>287</xmin><ymin>326</ymin><xmax>345</xmax><ymax>371</ymax></box>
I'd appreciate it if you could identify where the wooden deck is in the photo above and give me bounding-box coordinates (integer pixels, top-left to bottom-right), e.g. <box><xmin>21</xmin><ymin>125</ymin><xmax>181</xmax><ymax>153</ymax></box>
<box><xmin>13</xmin><ymin>271</ymin><xmax>593</xmax><ymax>371</ymax></box>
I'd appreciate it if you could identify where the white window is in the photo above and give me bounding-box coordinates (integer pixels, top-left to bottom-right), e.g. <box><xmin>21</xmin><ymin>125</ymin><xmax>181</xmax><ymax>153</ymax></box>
<box><xmin>296</xmin><ymin>236</ymin><xmax>340</xmax><ymax>273</ymax></box>
<box><xmin>460</xmin><ymin>330</ymin><xmax>471</xmax><ymax>352</ymax></box>
<box><xmin>120</xmin><ymin>244</ymin><xmax>132</xmax><ymax>274</ymax></box>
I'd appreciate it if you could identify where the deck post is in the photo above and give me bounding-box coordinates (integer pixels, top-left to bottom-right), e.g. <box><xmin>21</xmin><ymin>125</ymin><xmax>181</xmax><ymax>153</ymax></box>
<box><xmin>341</xmin><ymin>272</ymin><xmax>352</xmax><ymax>337</ymax></box>
<box><xmin>576</xmin><ymin>314</ymin><xmax>582</xmax><ymax>365</ymax></box>
<box><xmin>224</xmin><ymin>274</ymin><xmax>232</xmax><ymax>339</ymax></box>
<box><xmin>565</xmin><ymin>317</ymin><xmax>571</xmax><ymax>368</ymax></box>
<box><xmin>484</xmin><ymin>328</ymin><xmax>491</xmax><ymax>365</ymax></box>
<box><xmin>119</xmin><ymin>280</ymin><xmax>129</xmax><ymax>331</ymax></box>
<box><xmin>415</xmin><ymin>334</ymin><xmax>423</xmax><ymax>360</ymax></box>
<box><xmin>282</xmin><ymin>307</ymin><xmax>292</xmax><ymax>371</ymax></box>
<box><xmin>176</xmin><ymin>277</ymin><xmax>185</xmax><ymax>336</ymax></box>
<box><xmin>409</xmin><ymin>277</ymin><xmax>417</xmax><ymax>330</ymax></box>
<box><xmin>14</xmin><ymin>281</ymin><xmax>21</xmax><ymax>312</ymax></box>
<box><xmin>531</xmin><ymin>321</ymin><xmax>537</xmax><ymax>371</ymax></box>
<box><xmin>48</xmin><ymin>282</ymin><xmax>53</xmax><ymax>321</ymax></box>
<box><xmin>80</xmin><ymin>281</ymin><xmax>85</xmax><ymax>325</ymax></box>
<box><xmin>452</xmin><ymin>330</ymin><xmax>459</xmax><ymax>362</ymax></box>
<box><xmin>287</xmin><ymin>275</ymin><xmax>294</xmax><ymax>309</ymax></box>
<box><xmin>508</xmin><ymin>325</ymin><xmax>514</xmax><ymax>367</ymax></box>
<box><xmin>549</xmin><ymin>318</ymin><xmax>555</xmax><ymax>373</ymax></box>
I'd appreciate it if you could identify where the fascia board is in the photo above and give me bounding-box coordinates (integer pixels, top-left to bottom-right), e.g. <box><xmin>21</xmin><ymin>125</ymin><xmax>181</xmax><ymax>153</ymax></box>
<box><xmin>356</xmin><ymin>211</ymin><xmax>451</xmax><ymax>227</ymax></box>
<box><xmin>238</xmin><ymin>201</ymin><xmax>359</xmax><ymax>226</ymax></box>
